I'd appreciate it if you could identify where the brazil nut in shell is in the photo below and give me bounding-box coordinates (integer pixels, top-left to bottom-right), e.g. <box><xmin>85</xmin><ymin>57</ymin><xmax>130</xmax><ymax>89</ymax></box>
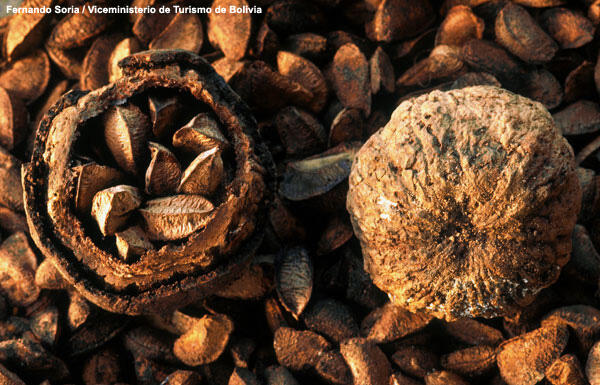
<box><xmin>22</xmin><ymin>50</ymin><xmax>269</xmax><ymax>315</ymax></box>
<box><xmin>346</xmin><ymin>85</ymin><xmax>581</xmax><ymax>321</ymax></box>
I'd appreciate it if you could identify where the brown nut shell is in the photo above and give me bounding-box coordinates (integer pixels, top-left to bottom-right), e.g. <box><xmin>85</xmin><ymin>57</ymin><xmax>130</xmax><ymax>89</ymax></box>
<box><xmin>23</xmin><ymin>50</ymin><xmax>269</xmax><ymax>315</ymax></box>
<box><xmin>347</xmin><ymin>86</ymin><xmax>581</xmax><ymax>320</ymax></box>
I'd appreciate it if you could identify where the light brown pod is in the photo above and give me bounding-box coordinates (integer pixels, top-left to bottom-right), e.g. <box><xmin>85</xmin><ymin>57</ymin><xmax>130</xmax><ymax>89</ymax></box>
<box><xmin>332</xmin><ymin>43</ymin><xmax>371</xmax><ymax>116</ymax></box>
<box><xmin>4</xmin><ymin>0</ymin><xmax>52</xmax><ymax>60</ymax></box>
<box><xmin>172</xmin><ymin>113</ymin><xmax>230</xmax><ymax>155</ymax></box>
<box><xmin>347</xmin><ymin>86</ymin><xmax>581</xmax><ymax>320</ymax></box>
<box><xmin>545</xmin><ymin>354</ymin><xmax>587</xmax><ymax>385</ymax></box>
<box><xmin>553</xmin><ymin>100</ymin><xmax>600</xmax><ymax>135</ymax></box>
<box><xmin>0</xmin><ymin>232</ymin><xmax>39</xmax><ymax>307</ymax></box>
<box><xmin>495</xmin><ymin>2</ymin><xmax>558</xmax><ymax>63</ymax></box>
<box><xmin>0</xmin><ymin>146</ymin><xmax>23</xmax><ymax>212</ymax></box>
<box><xmin>103</xmin><ymin>104</ymin><xmax>150</xmax><ymax>176</ymax></box>
<box><xmin>435</xmin><ymin>5</ymin><xmax>484</xmax><ymax>47</ymax></box>
<box><xmin>0</xmin><ymin>49</ymin><xmax>49</xmax><ymax>101</ymax></box>
<box><xmin>173</xmin><ymin>313</ymin><xmax>234</xmax><ymax>366</ymax></box>
<box><xmin>108</xmin><ymin>37</ymin><xmax>142</xmax><ymax>83</ymax></box>
<box><xmin>115</xmin><ymin>226</ymin><xmax>154</xmax><ymax>263</ymax></box>
<box><xmin>0</xmin><ymin>86</ymin><xmax>27</xmax><ymax>151</ymax></box>
<box><xmin>80</xmin><ymin>34</ymin><xmax>123</xmax><ymax>91</ymax></box>
<box><xmin>148</xmin><ymin>94</ymin><xmax>181</xmax><ymax>139</ymax></box>
<box><xmin>48</xmin><ymin>8</ymin><xmax>111</xmax><ymax>49</ymax></box>
<box><xmin>145</xmin><ymin>142</ymin><xmax>182</xmax><ymax>196</ymax></box>
<box><xmin>277</xmin><ymin>51</ymin><xmax>328</xmax><ymax>113</ymax></box>
<box><xmin>274</xmin><ymin>106</ymin><xmax>326</xmax><ymax>156</ymax></box>
<box><xmin>91</xmin><ymin>185</ymin><xmax>142</xmax><ymax>237</ymax></box>
<box><xmin>178</xmin><ymin>148</ymin><xmax>224</xmax><ymax>196</ymax></box>
<box><xmin>73</xmin><ymin>163</ymin><xmax>124</xmax><ymax>215</ymax></box>
<box><xmin>441</xmin><ymin>345</ymin><xmax>496</xmax><ymax>377</ymax></box>
<box><xmin>139</xmin><ymin>195</ymin><xmax>215</xmax><ymax>241</ymax></box>
<box><xmin>340</xmin><ymin>337</ymin><xmax>392</xmax><ymax>385</ymax></box>
<box><xmin>497</xmin><ymin>324</ymin><xmax>569</xmax><ymax>385</ymax></box>
<box><xmin>208</xmin><ymin>0</ymin><xmax>252</xmax><ymax>60</ymax></box>
<box><xmin>276</xmin><ymin>247</ymin><xmax>313</xmax><ymax>319</ymax></box>
<box><xmin>149</xmin><ymin>13</ymin><xmax>203</xmax><ymax>54</ymax></box>
<box><xmin>273</xmin><ymin>327</ymin><xmax>331</xmax><ymax>371</ymax></box>
<box><xmin>361</xmin><ymin>302</ymin><xmax>432</xmax><ymax>344</ymax></box>
<box><xmin>540</xmin><ymin>8</ymin><xmax>594</xmax><ymax>49</ymax></box>
<box><xmin>366</xmin><ymin>0</ymin><xmax>434</xmax><ymax>42</ymax></box>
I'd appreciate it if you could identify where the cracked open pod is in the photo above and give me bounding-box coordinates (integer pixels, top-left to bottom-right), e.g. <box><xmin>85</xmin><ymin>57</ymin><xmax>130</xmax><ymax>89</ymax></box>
<box><xmin>347</xmin><ymin>86</ymin><xmax>582</xmax><ymax>321</ymax></box>
<box><xmin>23</xmin><ymin>50</ymin><xmax>268</xmax><ymax>315</ymax></box>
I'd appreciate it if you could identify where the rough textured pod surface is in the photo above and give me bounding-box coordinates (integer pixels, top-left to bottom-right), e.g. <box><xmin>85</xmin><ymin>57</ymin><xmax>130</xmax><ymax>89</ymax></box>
<box><xmin>23</xmin><ymin>50</ymin><xmax>269</xmax><ymax>315</ymax></box>
<box><xmin>347</xmin><ymin>85</ymin><xmax>581</xmax><ymax>320</ymax></box>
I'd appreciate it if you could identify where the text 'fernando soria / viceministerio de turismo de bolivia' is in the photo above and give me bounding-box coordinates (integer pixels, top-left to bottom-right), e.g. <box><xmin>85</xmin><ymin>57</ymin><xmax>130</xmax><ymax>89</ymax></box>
<box><xmin>5</xmin><ymin>4</ymin><xmax>263</xmax><ymax>15</ymax></box>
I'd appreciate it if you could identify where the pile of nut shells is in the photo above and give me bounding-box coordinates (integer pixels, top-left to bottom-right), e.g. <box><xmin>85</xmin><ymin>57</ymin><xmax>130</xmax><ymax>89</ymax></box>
<box><xmin>4</xmin><ymin>0</ymin><xmax>600</xmax><ymax>384</ymax></box>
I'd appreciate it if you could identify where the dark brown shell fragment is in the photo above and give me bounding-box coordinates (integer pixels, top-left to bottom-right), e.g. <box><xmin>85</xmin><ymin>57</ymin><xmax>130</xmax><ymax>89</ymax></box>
<box><xmin>347</xmin><ymin>86</ymin><xmax>581</xmax><ymax>320</ymax></box>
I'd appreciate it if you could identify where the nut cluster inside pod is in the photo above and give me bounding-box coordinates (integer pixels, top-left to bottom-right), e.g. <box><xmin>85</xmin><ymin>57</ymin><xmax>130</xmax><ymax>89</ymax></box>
<box><xmin>23</xmin><ymin>50</ymin><xmax>267</xmax><ymax>315</ymax></box>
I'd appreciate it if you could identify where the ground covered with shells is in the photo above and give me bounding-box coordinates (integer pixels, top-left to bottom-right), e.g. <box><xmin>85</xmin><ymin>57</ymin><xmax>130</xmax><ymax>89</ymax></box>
<box><xmin>3</xmin><ymin>0</ymin><xmax>600</xmax><ymax>384</ymax></box>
